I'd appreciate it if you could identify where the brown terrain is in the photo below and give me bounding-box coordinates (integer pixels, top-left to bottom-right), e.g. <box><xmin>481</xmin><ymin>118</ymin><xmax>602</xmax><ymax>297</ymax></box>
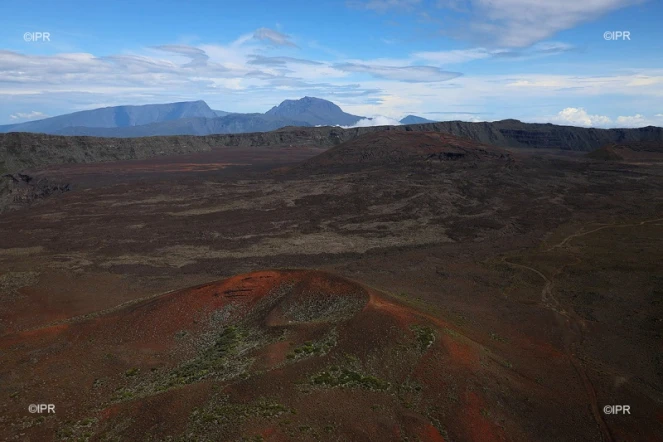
<box><xmin>0</xmin><ymin>131</ymin><xmax>662</xmax><ymax>441</ymax></box>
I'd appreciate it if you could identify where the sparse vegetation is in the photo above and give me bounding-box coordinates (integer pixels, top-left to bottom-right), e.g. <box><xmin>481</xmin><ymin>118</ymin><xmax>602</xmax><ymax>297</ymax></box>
<box><xmin>489</xmin><ymin>332</ymin><xmax>508</xmax><ymax>343</ymax></box>
<box><xmin>0</xmin><ymin>271</ymin><xmax>39</xmax><ymax>298</ymax></box>
<box><xmin>397</xmin><ymin>377</ymin><xmax>424</xmax><ymax>409</ymax></box>
<box><xmin>112</xmin><ymin>325</ymin><xmax>269</xmax><ymax>402</ymax></box>
<box><xmin>310</xmin><ymin>366</ymin><xmax>390</xmax><ymax>391</ymax></box>
<box><xmin>411</xmin><ymin>324</ymin><xmax>435</xmax><ymax>351</ymax></box>
<box><xmin>286</xmin><ymin>329</ymin><xmax>337</xmax><ymax>361</ymax></box>
<box><xmin>56</xmin><ymin>417</ymin><xmax>98</xmax><ymax>441</ymax></box>
<box><xmin>443</xmin><ymin>327</ymin><xmax>461</xmax><ymax>338</ymax></box>
<box><xmin>186</xmin><ymin>395</ymin><xmax>294</xmax><ymax>439</ymax></box>
<box><xmin>280</xmin><ymin>291</ymin><xmax>366</xmax><ymax>323</ymax></box>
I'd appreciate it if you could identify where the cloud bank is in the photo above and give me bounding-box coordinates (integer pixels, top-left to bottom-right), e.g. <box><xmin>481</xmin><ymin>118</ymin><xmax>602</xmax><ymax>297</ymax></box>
<box><xmin>342</xmin><ymin>115</ymin><xmax>404</xmax><ymax>128</ymax></box>
<box><xmin>550</xmin><ymin>107</ymin><xmax>663</xmax><ymax>128</ymax></box>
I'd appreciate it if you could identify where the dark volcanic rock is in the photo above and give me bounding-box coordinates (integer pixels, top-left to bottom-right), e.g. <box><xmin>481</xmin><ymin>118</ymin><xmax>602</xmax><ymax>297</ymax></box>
<box><xmin>0</xmin><ymin>173</ymin><xmax>71</xmax><ymax>212</ymax></box>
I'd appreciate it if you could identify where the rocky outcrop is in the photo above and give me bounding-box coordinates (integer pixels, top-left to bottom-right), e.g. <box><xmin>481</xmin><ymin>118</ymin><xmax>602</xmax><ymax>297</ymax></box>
<box><xmin>0</xmin><ymin>173</ymin><xmax>71</xmax><ymax>212</ymax></box>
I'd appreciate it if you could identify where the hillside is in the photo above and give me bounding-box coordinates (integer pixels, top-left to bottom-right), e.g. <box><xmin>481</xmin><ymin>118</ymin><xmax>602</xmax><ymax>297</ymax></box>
<box><xmin>301</xmin><ymin>131</ymin><xmax>512</xmax><ymax>170</ymax></box>
<box><xmin>586</xmin><ymin>140</ymin><xmax>663</xmax><ymax>162</ymax></box>
<box><xmin>0</xmin><ymin>269</ymin><xmax>604</xmax><ymax>441</ymax></box>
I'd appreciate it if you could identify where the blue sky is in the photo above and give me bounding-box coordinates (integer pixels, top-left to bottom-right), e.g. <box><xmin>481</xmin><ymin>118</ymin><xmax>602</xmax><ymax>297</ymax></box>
<box><xmin>0</xmin><ymin>0</ymin><xmax>662</xmax><ymax>127</ymax></box>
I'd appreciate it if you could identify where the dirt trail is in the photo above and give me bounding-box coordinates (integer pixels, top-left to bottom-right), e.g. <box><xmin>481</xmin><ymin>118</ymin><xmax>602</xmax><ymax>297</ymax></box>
<box><xmin>499</xmin><ymin>217</ymin><xmax>663</xmax><ymax>442</ymax></box>
<box><xmin>545</xmin><ymin>217</ymin><xmax>663</xmax><ymax>252</ymax></box>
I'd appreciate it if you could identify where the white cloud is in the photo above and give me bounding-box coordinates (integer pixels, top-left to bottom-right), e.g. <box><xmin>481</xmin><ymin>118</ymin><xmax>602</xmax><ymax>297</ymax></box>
<box><xmin>615</xmin><ymin>114</ymin><xmax>649</xmax><ymax>126</ymax></box>
<box><xmin>342</xmin><ymin>115</ymin><xmax>403</xmax><ymax>128</ymax></box>
<box><xmin>355</xmin><ymin>0</ymin><xmax>646</xmax><ymax>47</ymax></box>
<box><xmin>9</xmin><ymin>111</ymin><xmax>48</xmax><ymax>120</ymax></box>
<box><xmin>413</xmin><ymin>42</ymin><xmax>576</xmax><ymax>65</ymax></box>
<box><xmin>348</xmin><ymin>0</ymin><xmax>422</xmax><ymax>12</ymax></box>
<box><xmin>551</xmin><ymin>107</ymin><xmax>612</xmax><ymax>127</ymax></box>
<box><xmin>247</xmin><ymin>55</ymin><xmax>323</xmax><ymax>66</ymax></box>
<box><xmin>549</xmin><ymin>107</ymin><xmax>662</xmax><ymax>128</ymax></box>
<box><xmin>466</xmin><ymin>0</ymin><xmax>645</xmax><ymax>47</ymax></box>
<box><xmin>153</xmin><ymin>45</ymin><xmax>210</xmax><ymax>67</ymax></box>
<box><xmin>252</xmin><ymin>28</ymin><xmax>298</xmax><ymax>47</ymax></box>
<box><xmin>333</xmin><ymin>62</ymin><xmax>461</xmax><ymax>82</ymax></box>
<box><xmin>413</xmin><ymin>48</ymin><xmax>495</xmax><ymax>65</ymax></box>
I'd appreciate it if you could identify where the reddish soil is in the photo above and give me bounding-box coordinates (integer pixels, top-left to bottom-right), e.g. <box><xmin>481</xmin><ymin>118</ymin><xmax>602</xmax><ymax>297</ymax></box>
<box><xmin>0</xmin><ymin>270</ymin><xmax>565</xmax><ymax>441</ymax></box>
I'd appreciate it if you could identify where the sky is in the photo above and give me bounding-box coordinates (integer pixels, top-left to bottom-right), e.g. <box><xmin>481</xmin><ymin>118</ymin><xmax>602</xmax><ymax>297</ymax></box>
<box><xmin>0</xmin><ymin>0</ymin><xmax>662</xmax><ymax>127</ymax></box>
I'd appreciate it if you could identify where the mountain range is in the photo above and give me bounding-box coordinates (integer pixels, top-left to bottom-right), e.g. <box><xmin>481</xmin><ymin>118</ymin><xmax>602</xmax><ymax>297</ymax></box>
<box><xmin>0</xmin><ymin>97</ymin><xmax>400</xmax><ymax>137</ymax></box>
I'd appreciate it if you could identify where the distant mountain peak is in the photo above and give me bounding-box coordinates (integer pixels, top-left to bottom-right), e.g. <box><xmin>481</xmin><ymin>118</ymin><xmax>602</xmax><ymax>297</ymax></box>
<box><xmin>268</xmin><ymin>96</ymin><xmax>341</xmax><ymax>111</ymax></box>
<box><xmin>400</xmin><ymin>115</ymin><xmax>437</xmax><ymax>125</ymax></box>
<box><xmin>265</xmin><ymin>96</ymin><xmax>363</xmax><ymax>126</ymax></box>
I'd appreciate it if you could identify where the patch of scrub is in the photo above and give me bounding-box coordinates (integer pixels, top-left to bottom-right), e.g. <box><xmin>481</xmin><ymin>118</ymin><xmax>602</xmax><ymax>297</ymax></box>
<box><xmin>309</xmin><ymin>366</ymin><xmax>390</xmax><ymax>391</ymax></box>
<box><xmin>112</xmin><ymin>325</ymin><xmax>273</xmax><ymax>402</ymax></box>
<box><xmin>411</xmin><ymin>324</ymin><xmax>436</xmax><ymax>351</ymax></box>
<box><xmin>100</xmin><ymin>226</ymin><xmax>452</xmax><ymax>269</ymax></box>
<box><xmin>48</xmin><ymin>253</ymin><xmax>94</xmax><ymax>271</ymax></box>
<box><xmin>39</xmin><ymin>212</ymin><xmax>67</xmax><ymax>221</ymax></box>
<box><xmin>0</xmin><ymin>246</ymin><xmax>45</xmax><ymax>257</ymax></box>
<box><xmin>286</xmin><ymin>329</ymin><xmax>338</xmax><ymax>361</ymax></box>
<box><xmin>187</xmin><ymin>394</ymin><xmax>294</xmax><ymax>439</ymax></box>
<box><xmin>109</xmin><ymin>195</ymin><xmax>191</xmax><ymax>207</ymax></box>
<box><xmin>281</xmin><ymin>292</ymin><xmax>366</xmax><ymax>323</ymax></box>
<box><xmin>0</xmin><ymin>271</ymin><xmax>39</xmax><ymax>298</ymax></box>
<box><xmin>56</xmin><ymin>417</ymin><xmax>98</xmax><ymax>441</ymax></box>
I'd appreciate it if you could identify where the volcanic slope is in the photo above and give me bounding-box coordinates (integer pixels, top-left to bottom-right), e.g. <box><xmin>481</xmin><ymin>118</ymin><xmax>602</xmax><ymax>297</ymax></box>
<box><xmin>586</xmin><ymin>140</ymin><xmax>663</xmax><ymax>163</ymax></box>
<box><xmin>0</xmin><ymin>269</ymin><xmax>621</xmax><ymax>441</ymax></box>
<box><xmin>298</xmin><ymin>131</ymin><xmax>513</xmax><ymax>172</ymax></box>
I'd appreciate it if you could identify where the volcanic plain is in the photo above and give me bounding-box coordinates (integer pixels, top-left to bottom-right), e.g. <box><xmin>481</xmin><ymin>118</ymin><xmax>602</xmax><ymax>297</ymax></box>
<box><xmin>1</xmin><ymin>132</ymin><xmax>662</xmax><ymax>441</ymax></box>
